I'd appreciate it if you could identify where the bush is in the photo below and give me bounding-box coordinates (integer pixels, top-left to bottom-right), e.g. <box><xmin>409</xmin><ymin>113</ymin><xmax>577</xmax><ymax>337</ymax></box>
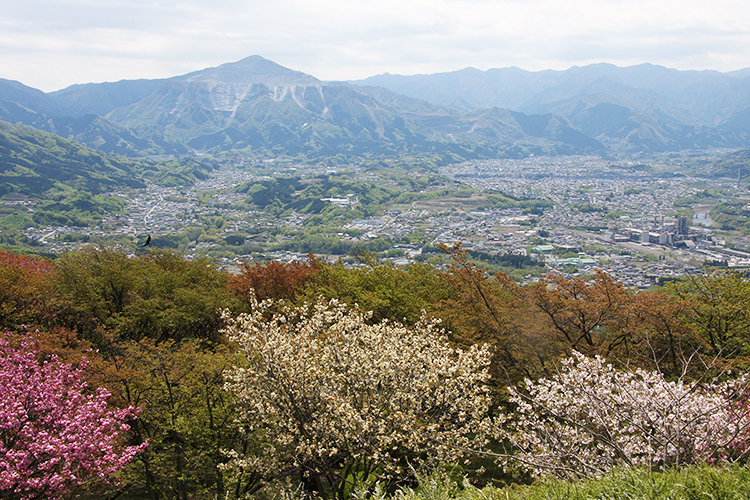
<box><xmin>376</xmin><ymin>465</ymin><xmax>750</xmax><ymax>500</ymax></box>
<box><xmin>90</xmin><ymin>338</ymin><xmax>260</xmax><ymax>499</ymax></box>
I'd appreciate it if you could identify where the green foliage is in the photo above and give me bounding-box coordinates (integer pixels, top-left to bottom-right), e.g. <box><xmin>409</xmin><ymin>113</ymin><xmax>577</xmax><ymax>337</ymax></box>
<box><xmin>0</xmin><ymin>120</ymin><xmax>232</xmax><ymax>241</ymax></box>
<box><xmin>710</xmin><ymin>148</ymin><xmax>750</xmax><ymax>181</ymax></box>
<box><xmin>0</xmin><ymin>120</ymin><xmax>146</xmax><ymax>197</ymax></box>
<box><xmin>137</xmin><ymin>156</ymin><xmax>221</xmax><ymax>186</ymax></box>
<box><xmin>668</xmin><ymin>270</ymin><xmax>750</xmax><ymax>359</ymax></box>
<box><xmin>0</xmin><ymin>210</ymin><xmax>34</xmax><ymax>230</ymax></box>
<box><xmin>300</xmin><ymin>256</ymin><xmax>452</xmax><ymax>324</ymax></box>
<box><xmin>238</xmin><ymin>172</ymin><xmax>400</xmax><ymax>217</ymax></box>
<box><xmin>53</xmin><ymin>247</ymin><xmax>236</xmax><ymax>344</ymax></box>
<box><xmin>0</xmin><ymin>250</ymin><xmax>55</xmax><ymax>331</ymax></box>
<box><xmin>711</xmin><ymin>202</ymin><xmax>750</xmax><ymax>234</ymax></box>
<box><xmin>605</xmin><ymin>208</ymin><xmax>629</xmax><ymax>220</ymax></box>
<box><xmin>92</xmin><ymin>338</ymin><xmax>262</xmax><ymax>500</ymax></box>
<box><xmin>274</xmin><ymin>233</ymin><xmax>393</xmax><ymax>255</ymax></box>
<box><xmin>571</xmin><ymin>203</ymin><xmax>607</xmax><ymax>214</ymax></box>
<box><xmin>32</xmin><ymin>191</ymin><xmax>127</xmax><ymax>227</ymax></box>
<box><xmin>5</xmin><ymin>240</ymin><xmax>750</xmax><ymax>498</ymax></box>
<box><xmin>464</xmin><ymin>248</ymin><xmax>544</xmax><ymax>273</ymax></box>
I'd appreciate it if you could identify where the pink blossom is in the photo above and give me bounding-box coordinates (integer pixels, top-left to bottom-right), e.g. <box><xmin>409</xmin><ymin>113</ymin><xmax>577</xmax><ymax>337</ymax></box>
<box><xmin>506</xmin><ymin>351</ymin><xmax>750</xmax><ymax>478</ymax></box>
<box><xmin>0</xmin><ymin>333</ymin><xmax>146</xmax><ymax>500</ymax></box>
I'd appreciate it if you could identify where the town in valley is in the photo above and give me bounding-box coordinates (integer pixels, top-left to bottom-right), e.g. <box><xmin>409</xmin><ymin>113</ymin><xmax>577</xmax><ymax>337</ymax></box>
<box><xmin>18</xmin><ymin>150</ymin><xmax>750</xmax><ymax>288</ymax></box>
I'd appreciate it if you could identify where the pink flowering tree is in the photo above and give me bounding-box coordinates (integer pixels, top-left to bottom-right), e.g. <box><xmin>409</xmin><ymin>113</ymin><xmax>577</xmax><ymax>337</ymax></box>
<box><xmin>0</xmin><ymin>334</ymin><xmax>146</xmax><ymax>500</ymax></box>
<box><xmin>505</xmin><ymin>351</ymin><xmax>750</xmax><ymax>479</ymax></box>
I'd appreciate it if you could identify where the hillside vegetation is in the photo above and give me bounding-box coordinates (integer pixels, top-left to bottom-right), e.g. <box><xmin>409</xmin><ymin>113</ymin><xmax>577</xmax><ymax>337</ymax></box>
<box><xmin>0</xmin><ymin>120</ymin><xmax>145</xmax><ymax>196</ymax></box>
<box><xmin>1</xmin><ymin>246</ymin><xmax>749</xmax><ymax>499</ymax></box>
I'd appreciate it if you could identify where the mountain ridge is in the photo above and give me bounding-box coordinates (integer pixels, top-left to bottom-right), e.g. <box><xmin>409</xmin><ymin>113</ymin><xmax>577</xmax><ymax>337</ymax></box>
<box><xmin>0</xmin><ymin>56</ymin><xmax>748</xmax><ymax>160</ymax></box>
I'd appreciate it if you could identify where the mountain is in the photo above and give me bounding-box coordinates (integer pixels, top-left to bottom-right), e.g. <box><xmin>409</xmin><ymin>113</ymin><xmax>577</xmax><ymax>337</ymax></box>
<box><xmin>1</xmin><ymin>56</ymin><xmax>749</xmax><ymax>159</ymax></box>
<box><xmin>0</xmin><ymin>119</ymin><xmax>222</xmax><ymax>200</ymax></box>
<box><xmin>353</xmin><ymin>63</ymin><xmax>750</xmax><ymax>152</ymax></box>
<box><xmin>725</xmin><ymin>69</ymin><xmax>750</xmax><ymax>79</ymax></box>
<box><xmin>354</xmin><ymin>67</ymin><xmax>555</xmax><ymax>112</ymax></box>
<box><xmin>0</xmin><ymin>79</ymin><xmax>185</xmax><ymax>156</ymax></box>
<box><xmin>37</xmin><ymin>114</ymin><xmax>189</xmax><ymax>157</ymax></box>
<box><xmin>709</xmin><ymin>147</ymin><xmax>750</xmax><ymax>180</ymax></box>
<box><xmin>353</xmin><ymin>63</ymin><xmax>750</xmax><ymax>125</ymax></box>
<box><xmin>100</xmin><ymin>56</ymin><xmax>603</xmax><ymax>158</ymax></box>
<box><xmin>0</xmin><ymin>57</ymin><xmax>604</xmax><ymax>159</ymax></box>
<box><xmin>48</xmin><ymin>79</ymin><xmax>168</xmax><ymax>117</ymax></box>
<box><xmin>0</xmin><ymin>79</ymin><xmax>67</xmax><ymax>117</ymax></box>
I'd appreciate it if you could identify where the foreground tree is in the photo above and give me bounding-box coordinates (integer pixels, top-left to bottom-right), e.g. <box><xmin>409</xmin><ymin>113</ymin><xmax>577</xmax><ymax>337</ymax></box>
<box><xmin>0</xmin><ymin>333</ymin><xmax>145</xmax><ymax>500</ymax></box>
<box><xmin>435</xmin><ymin>243</ymin><xmax>557</xmax><ymax>385</ymax></box>
<box><xmin>524</xmin><ymin>270</ymin><xmax>636</xmax><ymax>356</ymax></box>
<box><xmin>0</xmin><ymin>251</ymin><xmax>56</xmax><ymax>331</ymax></box>
<box><xmin>90</xmin><ymin>338</ymin><xmax>262</xmax><ymax>500</ymax></box>
<box><xmin>505</xmin><ymin>351</ymin><xmax>750</xmax><ymax>479</ymax></box>
<box><xmin>228</xmin><ymin>254</ymin><xmax>321</xmax><ymax>304</ymax></box>
<box><xmin>222</xmin><ymin>296</ymin><xmax>493</xmax><ymax>499</ymax></box>
<box><xmin>301</xmin><ymin>255</ymin><xmax>450</xmax><ymax>325</ymax></box>
<box><xmin>523</xmin><ymin>270</ymin><xmax>702</xmax><ymax>377</ymax></box>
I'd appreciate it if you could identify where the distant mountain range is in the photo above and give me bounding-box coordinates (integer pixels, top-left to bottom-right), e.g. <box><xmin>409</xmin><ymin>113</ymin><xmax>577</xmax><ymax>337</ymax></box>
<box><xmin>1</xmin><ymin>56</ymin><xmax>750</xmax><ymax>160</ymax></box>
<box><xmin>353</xmin><ymin>64</ymin><xmax>750</xmax><ymax>153</ymax></box>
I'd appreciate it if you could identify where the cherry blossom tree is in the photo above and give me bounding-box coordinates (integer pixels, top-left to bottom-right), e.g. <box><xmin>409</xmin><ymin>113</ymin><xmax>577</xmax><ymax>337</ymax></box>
<box><xmin>0</xmin><ymin>333</ymin><xmax>145</xmax><ymax>500</ymax></box>
<box><xmin>505</xmin><ymin>351</ymin><xmax>750</xmax><ymax>479</ymax></box>
<box><xmin>222</xmin><ymin>295</ymin><xmax>493</xmax><ymax>499</ymax></box>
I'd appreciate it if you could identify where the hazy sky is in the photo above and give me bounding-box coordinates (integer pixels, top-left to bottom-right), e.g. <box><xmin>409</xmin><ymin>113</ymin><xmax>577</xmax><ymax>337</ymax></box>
<box><xmin>2</xmin><ymin>0</ymin><xmax>750</xmax><ymax>92</ymax></box>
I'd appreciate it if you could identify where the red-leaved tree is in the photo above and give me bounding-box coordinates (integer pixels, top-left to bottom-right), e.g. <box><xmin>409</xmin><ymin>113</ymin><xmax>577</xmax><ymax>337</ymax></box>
<box><xmin>0</xmin><ymin>333</ymin><xmax>146</xmax><ymax>500</ymax></box>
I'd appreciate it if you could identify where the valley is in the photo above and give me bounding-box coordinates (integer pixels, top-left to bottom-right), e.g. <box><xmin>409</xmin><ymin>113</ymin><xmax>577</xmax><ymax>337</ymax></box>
<box><xmin>11</xmin><ymin>149</ymin><xmax>750</xmax><ymax>288</ymax></box>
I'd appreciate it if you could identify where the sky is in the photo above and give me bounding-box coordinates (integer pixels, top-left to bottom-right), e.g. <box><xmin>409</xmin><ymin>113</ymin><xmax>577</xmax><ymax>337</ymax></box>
<box><xmin>2</xmin><ymin>0</ymin><xmax>750</xmax><ymax>93</ymax></box>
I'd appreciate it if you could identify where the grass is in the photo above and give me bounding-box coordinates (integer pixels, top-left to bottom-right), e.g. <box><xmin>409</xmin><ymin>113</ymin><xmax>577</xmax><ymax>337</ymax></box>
<box><xmin>369</xmin><ymin>465</ymin><xmax>750</xmax><ymax>500</ymax></box>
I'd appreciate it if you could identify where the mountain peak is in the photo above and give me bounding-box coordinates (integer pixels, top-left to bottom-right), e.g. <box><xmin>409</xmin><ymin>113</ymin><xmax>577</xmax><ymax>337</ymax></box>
<box><xmin>180</xmin><ymin>55</ymin><xmax>320</xmax><ymax>87</ymax></box>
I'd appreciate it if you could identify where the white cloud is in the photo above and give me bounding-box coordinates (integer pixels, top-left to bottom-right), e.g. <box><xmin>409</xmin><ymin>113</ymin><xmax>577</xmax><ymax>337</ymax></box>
<box><xmin>1</xmin><ymin>0</ymin><xmax>749</xmax><ymax>91</ymax></box>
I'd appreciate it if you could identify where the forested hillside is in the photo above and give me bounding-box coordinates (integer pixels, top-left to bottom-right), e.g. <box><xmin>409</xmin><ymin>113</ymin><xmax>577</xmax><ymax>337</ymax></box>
<box><xmin>1</xmin><ymin>245</ymin><xmax>749</xmax><ymax>499</ymax></box>
<box><xmin>0</xmin><ymin>119</ymin><xmax>221</xmax><ymax>231</ymax></box>
<box><xmin>0</xmin><ymin>120</ymin><xmax>145</xmax><ymax>196</ymax></box>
